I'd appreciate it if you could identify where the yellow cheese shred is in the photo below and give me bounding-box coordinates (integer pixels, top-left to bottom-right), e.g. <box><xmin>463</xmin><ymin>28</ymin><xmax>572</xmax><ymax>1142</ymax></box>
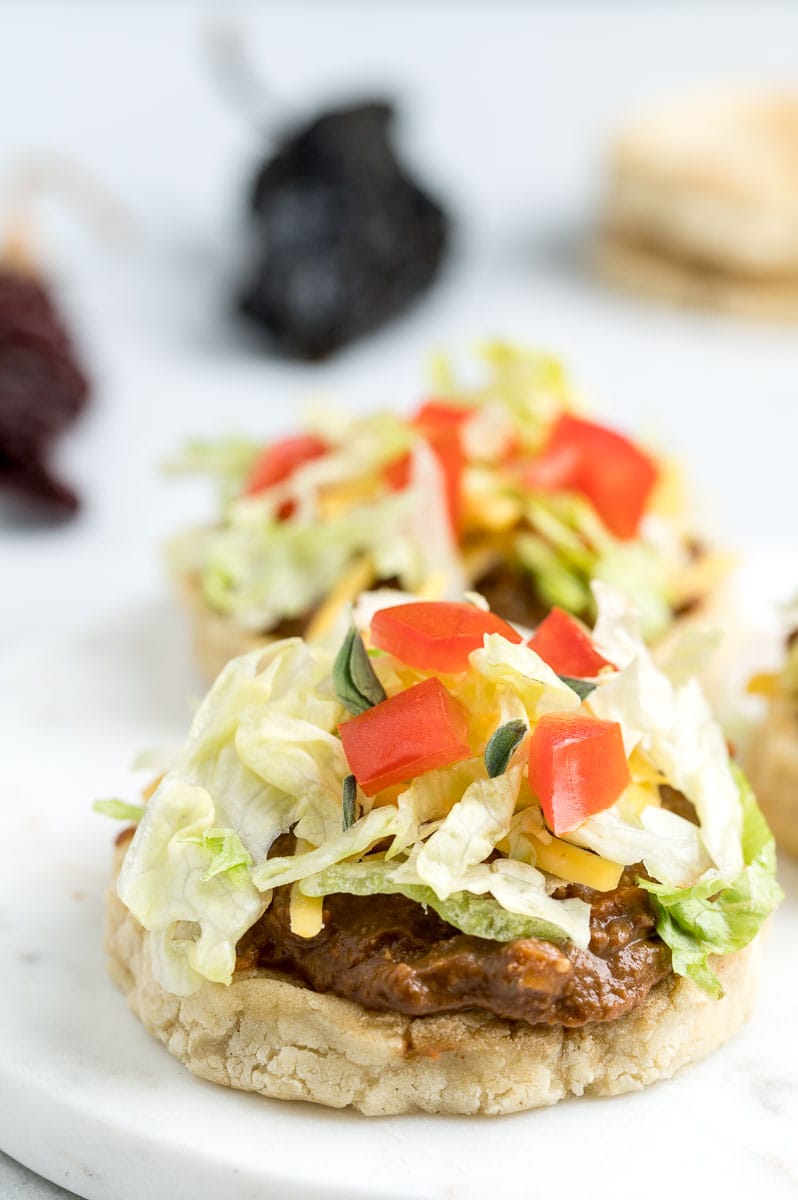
<box><xmin>628</xmin><ymin>748</ymin><xmax>667</xmax><ymax>785</ymax></box>
<box><xmin>289</xmin><ymin>884</ymin><xmax>324</xmax><ymax>938</ymax></box>
<box><xmin>619</xmin><ymin>781</ymin><xmax>661</xmax><ymax>819</ymax></box>
<box><xmin>416</xmin><ymin>571</ymin><xmax>449</xmax><ymax>600</ymax></box>
<box><xmin>461</xmin><ymin>542</ymin><xmax>504</xmax><ymax>586</ymax></box>
<box><xmin>305</xmin><ymin>555</ymin><xmax>375</xmax><ymax>641</ymax></box>
<box><xmin>532</xmin><ymin>834</ymin><xmax>623</xmax><ymax>892</ymax></box>
<box><xmin>462</xmin><ymin>471</ymin><xmax>522</xmax><ymax>532</ymax></box>
<box><xmin>317</xmin><ymin>474</ymin><xmax>381</xmax><ymax>521</ymax></box>
<box><xmin>747</xmin><ymin>672</ymin><xmax>777</xmax><ymax>698</ymax></box>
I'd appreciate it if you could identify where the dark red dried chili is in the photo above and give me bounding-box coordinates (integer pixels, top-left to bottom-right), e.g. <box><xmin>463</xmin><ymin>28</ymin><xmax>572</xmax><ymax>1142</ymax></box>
<box><xmin>0</xmin><ymin>267</ymin><xmax>90</xmax><ymax>516</ymax></box>
<box><xmin>237</xmin><ymin>101</ymin><xmax>449</xmax><ymax>360</ymax></box>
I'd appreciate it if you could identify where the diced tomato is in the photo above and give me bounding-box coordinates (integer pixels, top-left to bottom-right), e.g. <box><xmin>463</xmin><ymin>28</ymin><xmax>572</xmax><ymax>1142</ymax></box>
<box><xmin>243</xmin><ymin>434</ymin><xmax>329</xmax><ymax>517</ymax></box>
<box><xmin>528</xmin><ymin>713</ymin><xmax>630</xmax><ymax>836</ymax></box>
<box><xmin>524</xmin><ymin>415</ymin><xmax>657</xmax><ymax>540</ymax></box>
<box><xmin>383</xmin><ymin>410</ymin><xmax>466</xmax><ymax>535</ymax></box>
<box><xmin>428</xmin><ymin>430</ymin><xmax>465</xmax><ymax>534</ymax></box>
<box><xmin>527</xmin><ymin>607</ymin><xmax>613</xmax><ymax>678</ymax></box>
<box><xmin>339</xmin><ymin>677</ymin><xmax>472</xmax><ymax>796</ymax></box>
<box><xmin>371</xmin><ymin>601</ymin><xmax>522</xmax><ymax>673</ymax></box>
<box><xmin>384</xmin><ymin>452</ymin><xmax>412</xmax><ymax>492</ymax></box>
<box><xmin>412</xmin><ymin>399</ymin><xmax>472</xmax><ymax>433</ymax></box>
<box><xmin>523</xmin><ymin>438</ymin><xmax>581</xmax><ymax>491</ymax></box>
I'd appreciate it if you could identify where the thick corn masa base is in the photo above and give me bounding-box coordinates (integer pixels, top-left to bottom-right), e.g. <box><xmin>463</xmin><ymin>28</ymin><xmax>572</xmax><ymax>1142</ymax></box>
<box><xmin>105</xmin><ymin>848</ymin><xmax>759</xmax><ymax>1115</ymax></box>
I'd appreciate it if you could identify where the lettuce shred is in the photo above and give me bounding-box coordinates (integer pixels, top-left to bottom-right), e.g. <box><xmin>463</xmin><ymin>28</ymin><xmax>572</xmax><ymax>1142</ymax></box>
<box><xmin>641</xmin><ymin>767</ymin><xmax>783</xmax><ymax>997</ymax></box>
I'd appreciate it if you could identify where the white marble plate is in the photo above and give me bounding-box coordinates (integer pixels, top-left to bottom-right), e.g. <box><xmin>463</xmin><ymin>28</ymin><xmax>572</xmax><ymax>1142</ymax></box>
<box><xmin>1</xmin><ymin>562</ymin><xmax>798</xmax><ymax>1200</ymax></box>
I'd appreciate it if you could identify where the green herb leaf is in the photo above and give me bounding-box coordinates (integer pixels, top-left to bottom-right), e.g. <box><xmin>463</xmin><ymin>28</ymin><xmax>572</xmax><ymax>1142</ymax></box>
<box><xmin>93</xmin><ymin>798</ymin><xmax>147</xmax><ymax>822</ymax></box>
<box><xmin>333</xmin><ymin>625</ymin><xmax>387</xmax><ymax>715</ymax></box>
<box><xmin>342</xmin><ymin>774</ymin><xmax>358</xmax><ymax>831</ymax></box>
<box><xmin>484</xmin><ymin>720</ymin><xmax>527</xmax><ymax>778</ymax></box>
<box><xmin>558</xmin><ymin>674</ymin><xmax>597</xmax><ymax>701</ymax></box>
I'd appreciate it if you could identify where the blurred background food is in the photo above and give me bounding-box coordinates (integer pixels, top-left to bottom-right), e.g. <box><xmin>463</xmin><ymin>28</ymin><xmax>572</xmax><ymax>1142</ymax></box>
<box><xmin>595</xmin><ymin>87</ymin><xmax>798</xmax><ymax>318</ymax></box>
<box><xmin>0</xmin><ymin>256</ymin><xmax>90</xmax><ymax>517</ymax></box>
<box><xmin>747</xmin><ymin>619</ymin><xmax>798</xmax><ymax>857</ymax></box>
<box><xmin>167</xmin><ymin>343</ymin><xmax>723</xmax><ymax>682</ymax></box>
<box><xmin>236</xmin><ymin>99</ymin><xmax>449</xmax><ymax>359</ymax></box>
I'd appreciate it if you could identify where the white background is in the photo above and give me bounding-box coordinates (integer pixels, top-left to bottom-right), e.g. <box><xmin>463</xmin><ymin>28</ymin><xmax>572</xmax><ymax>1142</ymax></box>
<box><xmin>1</xmin><ymin>3</ymin><xmax>798</xmax><ymax>1197</ymax></box>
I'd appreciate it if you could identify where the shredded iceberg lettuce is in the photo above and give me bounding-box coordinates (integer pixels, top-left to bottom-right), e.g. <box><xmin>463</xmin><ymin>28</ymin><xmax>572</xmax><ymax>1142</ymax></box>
<box><xmin>405</xmin><ymin>441</ymin><xmax>466</xmax><ymax>598</ymax></box>
<box><xmin>470</xmin><ymin>634</ymin><xmax>581</xmax><ymax>719</ymax></box>
<box><xmin>567</xmin><ymin>805</ymin><xmax>708</xmax><ymax>889</ymax></box>
<box><xmin>117</xmin><ymin>639</ymin><xmax>349</xmax><ymax>994</ymax></box>
<box><xmin>186</xmin><ymin>828</ymin><xmax>252</xmax><ymax>882</ymax></box>
<box><xmin>194</xmin><ymin>494</ymin><xmax>419</xmax><ymax>632</ymax></box>
<box><xmin>413</xmin><ymin>768</ymin><xmax>522</xmax><ymax>899</ymax></box>
<box><xmin>589</xmin><ymin>582</ymin><xmax>744</xmax><ymax>880</ymax></box>
<box><xmin>251</xmin><ymin>806</ymin><xmax>407</xmax><ymax>891</ymax></box>
<box><xmin>167</xmin><ymin>437</ymin><xmax>261</xmax><ymax>503</ymax></box>
<box><xmin>116</xmin><ymin>779</ymin><xmax>267</xmax><ymax>995</ymax></box>
<box><xmin>515</xmin><ymin>488</ymin><xmax>680</xmax><ymax>641</ymax></box>
<box><xmin>93</xmin><ymin>798</ymin><xmax>146</xmax><ymax>822</ymax></box>
<box><xmin>640</xmin><ymin>768</ymin><xmax>783</xmax><ymax>997</ymax></box>
<box><xmin>299</xmin><ymin>858</ymin><xmax>591</xmax><ymax>948</ymax></box>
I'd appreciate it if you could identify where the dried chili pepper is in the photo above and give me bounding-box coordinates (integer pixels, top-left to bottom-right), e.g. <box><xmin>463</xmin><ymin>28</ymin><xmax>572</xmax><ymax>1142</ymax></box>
<box><xmin>237</xmin><ymin>101</ymin><xmax>449</xmax><ymax>360</ymax></box>
<box><xmin>0</xmin><ymin>266</ymin><xmax>90</xmax><ymax>516</ymax></box>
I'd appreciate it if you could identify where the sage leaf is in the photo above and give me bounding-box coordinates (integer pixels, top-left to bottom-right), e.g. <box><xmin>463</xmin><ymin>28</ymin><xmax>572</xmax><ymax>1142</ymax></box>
<box><xmin>558</xmin><ymin>674</ymin><xmax>597</xmax><ymax>701</ymax></box>
<box><xmin>342</xmin><ymin>774</ymin><xmax>358</xmax><ymax>831</ymax></box>
<box><xmin>333</xmin><ymin>625</ymin><xmax>387</xmax><ymax>715</ymax></box>
<box><xmin>484</xmin><ymin>719</ymin><xmax>527</xmax><ymax>778</ymax></box>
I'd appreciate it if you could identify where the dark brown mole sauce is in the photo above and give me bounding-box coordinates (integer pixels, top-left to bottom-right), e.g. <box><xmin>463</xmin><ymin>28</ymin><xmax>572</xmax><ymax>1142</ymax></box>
<box><xmin>236</xmin><ymin>870</ymin><xmax>671</xmax><ymax>1027</ymax></box>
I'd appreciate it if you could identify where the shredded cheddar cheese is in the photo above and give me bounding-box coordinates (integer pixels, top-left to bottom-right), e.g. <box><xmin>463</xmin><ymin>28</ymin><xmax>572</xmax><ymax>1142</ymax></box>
<box><xmin>532</xmin><ymin>834</ymin><xmax>624</xmax><ymax>892</ymax></box>
<box><xmin>289</xmin><ymin>884</ymin><xmax>325</xmax><ymax>938</ymax></box>
<box><xmin>747</xmin><ymin>672</ymin><xmax>778</xmax><ymax>698</ymax></box>
<box><xmin>619</xmin><ymin>781</ymin><xmax>661</xmax><ymax>818</ymax></box>
<box><xmin>416</xmin><ymin>571</ymin><xmax>448</xmax><ymax>600</ymax></box>
<box><xmin>628</xmin><ymin>748</ymin><xmax>667</xmax><ymax>785</ymax></box>
<box><xmin>317</xmin><ymin>474</ymin><xmax>381</xmax><ymax>521</ymax></box>
<box><xmin>289</xmin><ymin>838</ymin><xmax>326</xmax><ymax>937</ymax></box>
<box><xmin>305</xmin><ymin>555</ymin><xmax>375</xmax><ymax>641</ymax></box>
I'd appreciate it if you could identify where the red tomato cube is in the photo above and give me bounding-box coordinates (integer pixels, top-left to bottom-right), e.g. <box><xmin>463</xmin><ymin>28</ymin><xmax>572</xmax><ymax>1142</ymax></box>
<box><xmin>243</xmin><ymin>435</ymin><xmax>329</xmax><ymax>513</ymax></box>
<box><xmin>339</xmin><ymin>677</ymin><xmax>472</xmax><ymax>796</ymax></box>
<box><xmin>527</xmin><ymin>607</ymin><xmax>612</xmax><ymax>678</ymax></box>
<box><xmin>528</xmin><ymin>713</ymin><xmax>630</xmax><ymax>835</ymax></box>
<box><xmin>384</xmin><ymin>400</ymin><xmax>470</xmax><ymax>533</ymax></box>
<box><xmin>413</xmin><ymin>399</ymin><xmax>472</xmax><ymax>432</ymax></box>
<box><xmin>524</xmin><ymin>415</ymin><xmax>657</xmax><ymax>540</ymax></box>
<box><xmin>384</xmin><ymin>451</ymin><xmax>412</xmax><ymax>492</ymax></box>
<box><xmin>371</xmin><ymin>601</ymin><xmax>522</xmax><ymax>673</ymax></box>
